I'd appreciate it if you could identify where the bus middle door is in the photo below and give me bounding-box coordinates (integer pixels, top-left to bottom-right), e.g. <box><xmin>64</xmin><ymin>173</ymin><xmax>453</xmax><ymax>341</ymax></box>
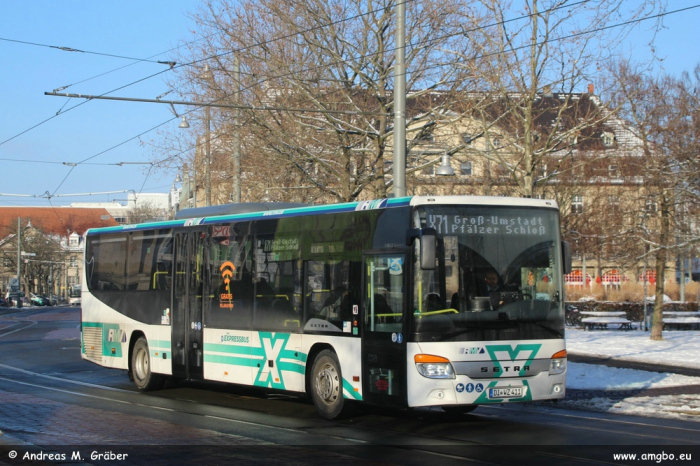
<box><xmin>361</xmin><ymin>252</ymin><xmax>407</xmax><ymax>408</ymax></box>
<box><xmin>172</xmin><ymin>230</ymin><xmax>206</xmax><ymax>380</ymax></box>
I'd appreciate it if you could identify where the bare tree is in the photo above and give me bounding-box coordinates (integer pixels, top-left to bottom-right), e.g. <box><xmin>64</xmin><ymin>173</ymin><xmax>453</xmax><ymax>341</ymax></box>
<box><xmin>126</xmin><ymin>201</ymin><xmax>169</xmax><ymax>224</ymax></box>
<box><xmin>154</xmin><ymin>0</ymin><xmax>485</xmax><ymax>203</ymax></box>
<box><xmin>452</xmin><ymin>0</ymin><xmax>664</xmax><ymax>198</ymax></box>
<box><xmin>607</xmin><ymin>60</ymin><xmax>693</xmax><ymax>340</ymax></box>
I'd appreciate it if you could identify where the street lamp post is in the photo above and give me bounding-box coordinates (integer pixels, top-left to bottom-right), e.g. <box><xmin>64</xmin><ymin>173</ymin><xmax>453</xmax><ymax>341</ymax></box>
<box><xmin>232</xmin><ymin>55</ymin><xmax>241</xmax><ymax>203</ymax></box>
<box><xmin>205</xmin><ymin>104</ymin><xmax>212</xmax><ymax>206</ymax></box>
<box><xmin>200</xmin><ymin>64</ymin><xmax>214</xmax><ymax>207</ymax></box>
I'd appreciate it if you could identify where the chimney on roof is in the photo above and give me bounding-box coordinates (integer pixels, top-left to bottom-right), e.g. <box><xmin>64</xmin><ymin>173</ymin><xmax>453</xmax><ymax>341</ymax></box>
<box><xmin>543</xmin><ymin>85</ymin><xmax>552</xmax><ymax>98</ymax></box>
<box><xmin>588</xmin><ymin>83</ymin><xmax>594</xmax><ymax>94</ymax></box>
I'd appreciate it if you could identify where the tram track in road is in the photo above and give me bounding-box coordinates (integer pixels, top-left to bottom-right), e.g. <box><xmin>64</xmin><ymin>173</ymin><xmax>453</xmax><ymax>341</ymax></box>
<box><xmin>0</xmin><ymin>318</ymin><xmax>37</xmax><ymax>338</ymax></box>
<box><xmin>0</xmin><ymin>366</ymin><xmax>696</xmax><ymax>465</ymax></box>
<box><xmin>3</xmin><ymin>359</ymin><xmax>700</xmax><ymax>445</ymax></box>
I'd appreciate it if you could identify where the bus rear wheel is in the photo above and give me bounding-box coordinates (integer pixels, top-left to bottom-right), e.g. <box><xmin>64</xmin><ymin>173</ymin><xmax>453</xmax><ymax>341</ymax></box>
<box><xmin>131</xmin><ymin>337</ymin><xmax>164</xmax><ymax>391</ymax></box>
<box><xmin>310</xmin><ymin>350</ymin><xmax>345</xmax><ymax>420</ymax></box>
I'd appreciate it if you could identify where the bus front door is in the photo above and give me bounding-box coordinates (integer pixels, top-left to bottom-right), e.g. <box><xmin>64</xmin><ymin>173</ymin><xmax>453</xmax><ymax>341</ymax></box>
<box><xmin>361</xmin><ymin>253</ymin><xmax>407</xmax><ymax>408</ymax></box>
<box><xmin>172</xmin><ymin>230</ymin><xmax>205</xmax><ymax>380</ymax></box>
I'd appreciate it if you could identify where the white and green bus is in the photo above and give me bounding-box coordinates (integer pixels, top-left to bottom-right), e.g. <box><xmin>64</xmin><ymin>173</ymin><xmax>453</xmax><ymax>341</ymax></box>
<box><xmin>81</xmin><ymin>195</ymin><xmax>571</xmax><ymax>419</ymax></box>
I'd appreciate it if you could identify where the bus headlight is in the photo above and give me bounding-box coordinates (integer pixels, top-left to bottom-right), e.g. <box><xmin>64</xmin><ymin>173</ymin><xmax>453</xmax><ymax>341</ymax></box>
<box><xmin>414</xmin><ymin>354</ymin><xmax>456</xmax><ymax>379</ymax></box>
<box><xmin>550</xmin><ymin>349</ymin><xmax>567</xmax><ymax>375</ymax></box>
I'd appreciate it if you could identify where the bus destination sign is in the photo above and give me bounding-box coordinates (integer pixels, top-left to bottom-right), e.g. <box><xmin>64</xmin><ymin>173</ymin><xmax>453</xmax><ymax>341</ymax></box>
<box><xmin>428</xmin><ymin>214</ymin><xmax>548</xmax><ymax>236</ymax></box>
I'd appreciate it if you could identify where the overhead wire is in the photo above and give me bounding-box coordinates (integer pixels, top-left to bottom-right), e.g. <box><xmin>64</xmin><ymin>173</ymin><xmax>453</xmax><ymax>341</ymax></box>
<box><xmin>0</xmin><ymin>36</ymin><xmax>174</xmax><ymax>65</ymax></box>
<box><xmin>2</xmin><ymin>1</ymin><xmax>694</xmax><ymax>200</ymax></box>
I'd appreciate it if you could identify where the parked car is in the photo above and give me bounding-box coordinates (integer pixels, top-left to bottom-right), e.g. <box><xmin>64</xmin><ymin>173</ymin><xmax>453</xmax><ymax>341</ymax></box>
<box><xmin>5</xmin><ymin>292</ymin><xmax>26</xmax><ymax>307</ymax></box>
<box><xmin>41</xmin><ymin>295</ymin><xmax>57</xmax><ymax>306</ymax></box>
<box><xmin>0</xmin><ymin>297</ymin><xmax>6</xmax><ymax>307</ymax></box>
<box><xmin>30</xmin><ymin>294</ymin><xmax>49</xmax><ymax>306</ymax></box>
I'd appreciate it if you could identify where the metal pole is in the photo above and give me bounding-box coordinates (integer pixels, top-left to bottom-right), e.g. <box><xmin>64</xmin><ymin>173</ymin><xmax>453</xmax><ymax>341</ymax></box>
<box><xmin>205</xmin><ymin>105</ymin><xmax>212</xmax><ymax>206</ymax></box>
<box><xmin>16</xmin><ymin>217</ymin><xmax>21</xmax><ymax>308</ymax></box>
<box><xmin>643</xmin><ymin>245</ymin><xmax>648</xmax><ymax>331</ymax></box>
<box><xmin>232</xmin><ymin>55</ymin><xmax>241</xmax><ymax>203</ymax></box>
<box><xmin>392</xmin><ymin>0</ymin><xmax>406</xmax><ymax>198</ymax></box>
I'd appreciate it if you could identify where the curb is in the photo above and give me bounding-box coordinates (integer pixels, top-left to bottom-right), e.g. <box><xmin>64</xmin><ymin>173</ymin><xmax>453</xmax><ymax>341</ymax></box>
<box><xmin>568</xmin><ymin>353</ymin><xmax>700</xmax><ymax>378</ymax></box>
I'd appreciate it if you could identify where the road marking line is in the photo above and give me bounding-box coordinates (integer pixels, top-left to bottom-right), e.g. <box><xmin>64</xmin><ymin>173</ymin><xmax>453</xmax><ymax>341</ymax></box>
<box><xmin>204</xmin><ymin>415</ymin><xmax>308</xmax><ymax>434</ymax></box>
<box><xmin>0</xmin><ymin>363</ymin><xmax>133</xmax><ymax>393</ymax></box>
<box><xmin>0</xmin><ymin>376</ymin><xmax>132</xmax><ymax>404</ymax></box>
<box><xmin>0</xmin><ymin>320</ymin><xmax>37</xmax><ymax>338</ymax></box>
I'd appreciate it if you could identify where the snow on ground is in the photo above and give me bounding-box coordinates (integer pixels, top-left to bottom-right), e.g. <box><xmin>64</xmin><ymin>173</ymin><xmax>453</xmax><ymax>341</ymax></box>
<box><xmin>566</xmin><ymin>328</ymin><xmax>700</xmax><ymax>369</ymax></box>
<box><xmin>554</xmin><ymin>329</ymin><xmax>700</xmax><ymax>421</ymax></box>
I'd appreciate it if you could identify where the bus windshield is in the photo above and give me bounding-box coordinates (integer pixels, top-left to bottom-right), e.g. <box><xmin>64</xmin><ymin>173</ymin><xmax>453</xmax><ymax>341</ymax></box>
<box><xmin>411</xmin><ymin>205</ymin><xmax>564</xmax><ymax>342</ymax></box>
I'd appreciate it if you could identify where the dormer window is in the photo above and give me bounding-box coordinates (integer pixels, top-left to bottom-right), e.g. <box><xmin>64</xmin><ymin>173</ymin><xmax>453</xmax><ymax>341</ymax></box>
<box><xmin>69</xmin><ymin>233</ymin><xmax>79</xmax><ymax>247</ymax></box>
<box><xmin>602</xmin><ymin>132</ymin><xmax>615</xmax><ymax>147</ymax></box>
<box><xmin>608</xmin><ymin>164</ymin><xmax>619</xmax><ymax>178</ymax></box>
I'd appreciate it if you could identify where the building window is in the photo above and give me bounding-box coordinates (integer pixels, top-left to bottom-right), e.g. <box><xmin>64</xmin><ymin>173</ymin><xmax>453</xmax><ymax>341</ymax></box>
<box><xmin>422</xmin><ymin>164</ymin><xmax>434</xmax><ymax>176</ymax></box>
<box><xmin>492</xmin><ymin>137</ymin><xmax>502</xmax><ymax>148</ymax></box>
<box><xmin>646</xmin><ymin>198</ymin><xmax>658</xmax><ymax>212</ymax></box>
<box><xmin>70</xmin><ymin>257</ymin><xmax>77</xmax><ymax>267</ymax></box>
<box><xmin>602</xmin><ymin>132</ymin><xmax>615</xmax><ymax>147</ymax></box>
<box><xmin>460</xmin><ymin>161</ymin><xmax>472</xmax><ymax>176</ymax></box>
<box><xmin>572</xmin><ymin>195</ymin><xmax>584</xmax><ymax>214</ymax></box>
<box><xmin>461</xmin><ymin>133</ymin><xmax>474</xmax><ymax>145</ymax></box>
<box><xmin>608</xmin><ymin>164</ymin><xmax>619</xmax><ymax>178</ymax></box>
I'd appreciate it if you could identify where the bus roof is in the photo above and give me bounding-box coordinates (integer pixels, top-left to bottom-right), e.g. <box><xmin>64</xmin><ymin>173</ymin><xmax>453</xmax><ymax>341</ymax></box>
<box><xmin>85</xmin><ymin>195</ymin><xmax>558</xmax><ymax>236</ymax></box>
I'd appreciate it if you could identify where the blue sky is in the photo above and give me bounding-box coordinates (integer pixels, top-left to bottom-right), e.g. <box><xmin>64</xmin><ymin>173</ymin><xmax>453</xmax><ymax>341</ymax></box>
<box><xmin>1</xmin><ymin>1</ymin><xmax>698</xmax><ymax>208</ymax></box>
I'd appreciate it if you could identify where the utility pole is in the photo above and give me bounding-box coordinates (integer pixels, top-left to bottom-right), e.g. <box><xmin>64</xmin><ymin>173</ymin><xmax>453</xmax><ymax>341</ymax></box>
<box><xmin>392</xmin><ymin>0</ymin><xmax>406</xmax><ymax>198</ymax></box>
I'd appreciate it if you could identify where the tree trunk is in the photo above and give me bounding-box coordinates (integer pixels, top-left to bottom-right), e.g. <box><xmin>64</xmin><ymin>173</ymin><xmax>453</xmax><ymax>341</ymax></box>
<box><xmin>650</xmin><ymin>196</ymin><xmax>670</xmax><ymax>341</ymax></box>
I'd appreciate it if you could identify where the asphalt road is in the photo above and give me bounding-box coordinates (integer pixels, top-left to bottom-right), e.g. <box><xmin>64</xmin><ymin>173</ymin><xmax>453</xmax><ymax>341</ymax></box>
<box><xmin>0</xmin><ymin>306</ymin><xmax>698</xmax><ymax>465</ymax></box>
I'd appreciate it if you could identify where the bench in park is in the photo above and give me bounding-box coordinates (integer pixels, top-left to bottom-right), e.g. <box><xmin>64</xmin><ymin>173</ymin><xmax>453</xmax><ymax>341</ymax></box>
<box><xmin>581</xmin><ymin>316</ymin><xmax>636</xmax><ymax>331</ymax></box>
<box><xmin>662</xmin><ymin>312</ymin><xmax>700</xmax><ymax>330</ymax></box>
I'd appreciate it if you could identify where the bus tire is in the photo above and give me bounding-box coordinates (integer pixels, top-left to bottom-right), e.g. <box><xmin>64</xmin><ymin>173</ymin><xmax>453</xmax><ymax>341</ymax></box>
<box><xmin>131</xmin><ymin>337</ymin><xmax>164</xmax><ymax>391</ymax></box>
<box><xmin>310</xmin><ymin>350</ymin><xmax>345</xmax><ymax>420</ymax></box>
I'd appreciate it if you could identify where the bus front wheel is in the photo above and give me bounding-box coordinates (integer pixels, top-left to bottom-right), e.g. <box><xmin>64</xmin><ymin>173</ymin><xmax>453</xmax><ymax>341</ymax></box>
<box><xmin>131</xmin><ymin>337</ymin><xmax>163</xmax><ymax>391</ymax></box>
<box><xmin>310</xmin><ymin>350</ymin><xmax>345</xmax><ymax>420</ymax></box>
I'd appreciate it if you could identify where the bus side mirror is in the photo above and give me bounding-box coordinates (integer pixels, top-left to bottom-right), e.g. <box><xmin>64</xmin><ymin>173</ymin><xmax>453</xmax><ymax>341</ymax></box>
<box><xmin>561</xmin><ymin>241</ymin><xmax>572</xmax><ymax>275</ymax></box>
<box><xmin>407</xmin><ymin>228</ymin><xmax>437</xmax><ymax>270</ymax></box>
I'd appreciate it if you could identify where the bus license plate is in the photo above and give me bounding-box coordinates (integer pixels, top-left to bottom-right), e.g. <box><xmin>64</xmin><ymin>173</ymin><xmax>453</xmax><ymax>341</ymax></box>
<box><xmin>489</xmin><ymin>387</ymin><xmax>523</xmax><ymax>398</ymax></box>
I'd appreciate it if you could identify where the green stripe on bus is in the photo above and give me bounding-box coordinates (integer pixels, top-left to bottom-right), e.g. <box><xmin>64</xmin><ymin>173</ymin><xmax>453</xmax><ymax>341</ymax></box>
<box><xmin>342</xmin><ymin>378</ymin><xmax>362</xmax><ymax>400</ymax></box>
<box><xmin>205</xmin><ymin>343</ymin><xmax>251</xmax><ymax>355</ymax></box>
<box><xmin>204</xmin><ymin>354</ymin><xmax>257</xmax><ymax>367</ymax></box>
